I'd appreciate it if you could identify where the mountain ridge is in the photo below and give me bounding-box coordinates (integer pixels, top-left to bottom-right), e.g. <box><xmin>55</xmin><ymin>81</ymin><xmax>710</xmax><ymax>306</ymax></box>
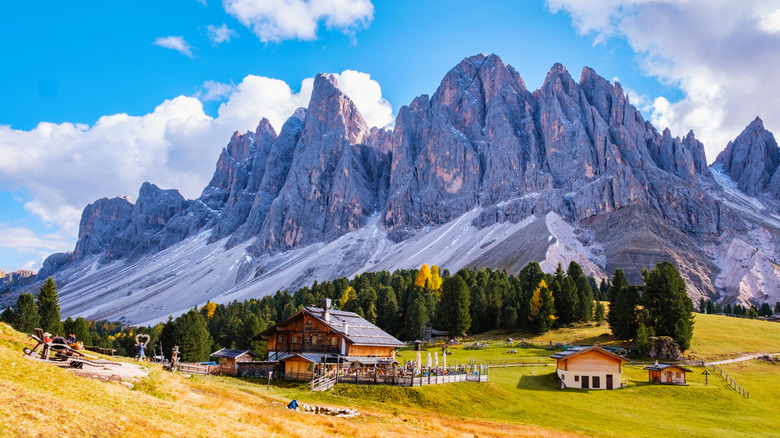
<box><xmin>2</xmin><ymin>53</ymin><xmax>779</xmax><ymax>324</ymax></box>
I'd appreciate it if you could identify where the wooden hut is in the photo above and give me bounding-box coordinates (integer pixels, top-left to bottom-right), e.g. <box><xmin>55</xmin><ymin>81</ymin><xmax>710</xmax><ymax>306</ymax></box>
<box><xmin>254</xmin><ymin>299</ymin><xmax>404</xmax><ymax>380</ymax></box>
<box><xmin>551</xmin><ymin>346</ymin><xmax>629</xmax><ymax>390</ymax></box>
<box><xmin>210</xmin><ymin>348</ymin><xmax>258</xmax><ymax>375</ymax></box>
<box><xmin>643</xmin><ymin>362</ymin><xmax>692</xmax><ymax>385</ymax></box>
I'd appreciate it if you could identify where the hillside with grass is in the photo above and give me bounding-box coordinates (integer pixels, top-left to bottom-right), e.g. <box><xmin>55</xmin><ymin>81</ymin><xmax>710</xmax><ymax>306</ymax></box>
<box><xmin>2</xmin><ymin>314</ymin><xmax>779</xmax><ymax>437</ymax></box>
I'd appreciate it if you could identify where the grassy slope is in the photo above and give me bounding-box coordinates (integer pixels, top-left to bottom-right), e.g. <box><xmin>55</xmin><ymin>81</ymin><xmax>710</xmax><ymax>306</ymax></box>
<box><xmin>1</xmin><ymin>314</ymin><xmax>778</xmax><ymax>437</ymax></box>
<box><xmin>0</xmin><ymin>322</ymin><xmax>578</xmax><ymax>438</ymax></box>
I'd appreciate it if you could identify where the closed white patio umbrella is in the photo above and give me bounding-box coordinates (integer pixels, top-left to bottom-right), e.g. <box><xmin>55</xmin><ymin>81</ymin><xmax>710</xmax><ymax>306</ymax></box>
<box><xmin>434</xmin><ymin>351</ymin><xmax>439</xmax><ymax>367</ymax></box>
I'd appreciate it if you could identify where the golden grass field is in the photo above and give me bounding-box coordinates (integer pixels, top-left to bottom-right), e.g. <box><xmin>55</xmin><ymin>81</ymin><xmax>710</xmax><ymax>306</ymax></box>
<box><xmin>1</xmin><ymin>312</ymin><xmax>779</xmax><ymax>437</ymax></box>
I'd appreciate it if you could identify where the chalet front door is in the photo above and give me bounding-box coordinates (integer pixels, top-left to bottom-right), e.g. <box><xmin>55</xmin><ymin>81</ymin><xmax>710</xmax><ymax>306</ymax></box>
<box><xmin>582</xmin><ymin>375</ymin><xmax>589</xmax><ymax>389</ymax></box>
<box><xmin>606</xmin><ymin>374</ymin><xmax>613</xmax><ymax>390</ymax></box>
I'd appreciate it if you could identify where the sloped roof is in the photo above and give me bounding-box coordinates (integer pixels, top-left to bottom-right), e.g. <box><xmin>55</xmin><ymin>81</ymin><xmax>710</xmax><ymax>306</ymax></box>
<box><xmin>643</xmin><ymin>363</ymin><xmax>692</xmax><ymax>372</ymax></box>
<box><xmin>210</xmin><ymin>348</ymin><xmax>258</xmax><ymax>359</ymax></box>
<box><xmin>256</xmin><ymin>306</ymin><xmax>405</xmax><ymax>348</ymax></box>
<box><xmin>304</xmin><ymin>306</ymin><xmax>406</xmax><ymax>347</ymax></box>
<box><xmin>551</xmin><ymin>346</ymin><xmax>629</xmax><ymax>362</ymax></box>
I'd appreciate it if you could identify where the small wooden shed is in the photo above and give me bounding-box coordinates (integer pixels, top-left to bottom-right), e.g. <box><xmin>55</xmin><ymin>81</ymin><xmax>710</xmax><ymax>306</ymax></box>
<box><xmin>210</xmin><ymin>348</ymin><xmax>258</xmax><ymax>375</ymax></box>
<box><xmin>643</xmin><ymin>362</ymin><xmax>692</xmax><ymax>385</ymax></box>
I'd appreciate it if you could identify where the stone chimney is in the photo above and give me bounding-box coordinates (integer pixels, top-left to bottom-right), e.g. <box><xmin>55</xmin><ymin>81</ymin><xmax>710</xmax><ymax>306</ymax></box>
<box><xmin>344</xmin><ymin>322</ymin><xmax>349</xmax><ymax>335</ymax></box>
<box><xmin>322</xmin><ymin>298</ymin><xmax>331</xmax><ymax>322</ymax></box>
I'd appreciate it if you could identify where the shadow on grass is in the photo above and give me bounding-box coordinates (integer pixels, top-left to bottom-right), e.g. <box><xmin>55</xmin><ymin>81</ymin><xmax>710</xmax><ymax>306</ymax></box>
<box><xmin>516</xmin><ymin>372</ymin><xmax>561</xmax><ymax>391</ymax></box>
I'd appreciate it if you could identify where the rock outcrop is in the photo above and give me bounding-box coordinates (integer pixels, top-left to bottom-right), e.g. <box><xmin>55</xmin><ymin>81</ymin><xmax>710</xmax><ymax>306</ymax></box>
<box><xmin>73</xmin><ymin>196</ymin><xmax>135</xmax><ymax>260</ymax></box>
<box><xmin>106</xmin><ymin>183</ymin><xmax>189</xmax><ymax>260</ymax></box>
<box><xmin>714</xmin><ymin>117</ymin><xmax>780</xmax><ymax>199</ymax></box>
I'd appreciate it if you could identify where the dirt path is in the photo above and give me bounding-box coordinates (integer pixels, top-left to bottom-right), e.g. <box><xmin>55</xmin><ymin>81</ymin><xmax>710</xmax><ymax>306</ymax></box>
<box><xmin>706</xmin><ymin>352</ymin><xmax>780</xmax><ymax>365</ymax></box>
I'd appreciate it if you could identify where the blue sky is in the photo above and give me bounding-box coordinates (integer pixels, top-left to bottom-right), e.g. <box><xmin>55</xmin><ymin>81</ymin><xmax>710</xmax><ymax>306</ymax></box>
<box><xmin>1</xmin><ymin>0</ymin><xmax>778</xmax><ymax>273</ymax></box>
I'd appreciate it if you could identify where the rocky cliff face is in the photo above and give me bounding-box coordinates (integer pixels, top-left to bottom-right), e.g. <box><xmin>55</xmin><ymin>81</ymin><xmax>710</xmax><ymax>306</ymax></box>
<box><xmin>714</xmin><ymin>117</ymin><xmax>780</xmax><ymax>199</ymax></box>
<box><xmin>7</xmin><ymin>53</ymin><xmax>779</xmax><ymax>316</ymax></box>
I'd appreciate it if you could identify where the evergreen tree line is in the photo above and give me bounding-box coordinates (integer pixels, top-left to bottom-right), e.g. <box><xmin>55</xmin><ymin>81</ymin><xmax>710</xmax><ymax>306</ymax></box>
<box><xmin>1</xmin><ymin>277</ymin><xmax>64</xmax><ymax>336</ymax></box>
<box><xmin>697</xmin><ymin>298</ymin><xmax>778</xmax><ymax>318</ymax></box>
<box><xmin>0</xmin><ymin>260</ymin><xmax>699</xmax><ymax>360</ymax></box>
<box><xmin>606</xmin><ymin>262</ymin><xmax>695</xmax><ymax>351</ymax></box>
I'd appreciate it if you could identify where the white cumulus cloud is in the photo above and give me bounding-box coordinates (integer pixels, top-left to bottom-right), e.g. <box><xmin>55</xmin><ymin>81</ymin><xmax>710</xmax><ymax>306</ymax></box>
<box><xmin>0</xmin><ymin>69</ymin><xmax>394</xmax><ymax>264</ymax></box>
<box><xmin>222</xmin><ymin>0</ymin><xmax>374</xmax><ymax>42</ymax></box>
<box><xmin>153</xmin><ymin>36</ymin><xmax>195</xmax><ymax>57</ymax></box>
<box><xmin>207</xmin><ymin>23</ymin><xmax>239</xmax><ymax>44</ymax></box>
<box><xmin>548</xmin><ymin>0</ymin><xmax>780</xmax><ymax>163</ymax></box>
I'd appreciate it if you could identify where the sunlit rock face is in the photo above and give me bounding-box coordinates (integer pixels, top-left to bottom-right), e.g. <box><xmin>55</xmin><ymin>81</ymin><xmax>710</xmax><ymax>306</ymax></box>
<box><xmin>6</xmin><ymin>54</ymin><xmax>779</xmax><ymax>318</ymax></box>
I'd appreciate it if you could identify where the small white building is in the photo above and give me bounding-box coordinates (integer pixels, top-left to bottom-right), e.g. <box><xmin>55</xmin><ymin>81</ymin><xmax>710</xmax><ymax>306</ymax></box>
<box><xmin>551</xmin><ymin>346</ymin><xmax>629</xmax><ymax>390</ymax></box>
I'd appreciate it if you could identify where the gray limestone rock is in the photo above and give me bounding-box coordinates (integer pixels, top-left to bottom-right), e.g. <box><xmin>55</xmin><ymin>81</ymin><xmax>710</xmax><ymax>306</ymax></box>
<box><xmin>715</xmin><ymin>117</ymin><xmax>779</xmax><ymax>198</ymax></box>
<box><xmin>250</xmin><ymin>74</ymin><xmax>384</xmax><ymax>254</ymax></box>
<box><xmin>107</xmin><ymin>182</ymin><xmax>189</xmax><ymax>259</ymax></box>
<box><xmin>72</xmin><ymin>196</ymin><xmax>134</xmax><ymax>260</ymax></box>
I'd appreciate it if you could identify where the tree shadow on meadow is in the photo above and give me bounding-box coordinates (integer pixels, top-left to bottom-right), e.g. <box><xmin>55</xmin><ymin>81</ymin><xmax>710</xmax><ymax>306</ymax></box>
<box><xmin>516</xmin><ymin>371</ymin><xmax>563</xmax><ymax>392</ymax></box>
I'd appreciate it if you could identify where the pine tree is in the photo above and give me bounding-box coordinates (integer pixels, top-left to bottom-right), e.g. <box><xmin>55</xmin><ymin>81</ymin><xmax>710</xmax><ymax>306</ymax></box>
<box><xmin>575</xmin><ymin>275</ymin><xmax>593</xmax><ymax>322</ymax></box>
<box><xmin>73</xmin><ymin>317</ymin><xmax>92</xmax><ymax>346</ymax></box>
<box><xmin>706</xmin><ymin>300</ymin><xmax>715</xmax><ymax>315</ymax></box>
<box><xmin>174</xmin><ymin>309</ymin><xmax>212</xmax><ymax>362</ymax></box>
<box><xmin>240</xmin><ymin>313</ymin><xmax>262</xmax><ymax>350</ymax></box>
<box><xmin>636</xmin><ymin>323</ymin><xmax>653</xmax><ymax>353</ymax></box>
<box><xmin>380</xmin><ymin>289</ymin><xmax>400</xmax><ymax>335</ymax></box>
<box><xmin>725</xmin><ymin>303</ymin><xmax>732</xmax><ymax>314</ymax></box>
<box><xmin>775</xmin><ymin>301</ymin><xmax>780</xmax><ymax>313</ymax></box>
<box><xmin>599</xmin><ymin>278</ymin><xmax>611</xmax><ymax>302</ymax></box>
<box><xmin>759</xmin><ymin>303</ymin><xmax>772</xmax><ymax>317</ymax></box>
<box><xmin>37</xmin><ymin>277</ymin><xmax>63</xmax><ymax>335</ymax></box>
<box><xmin>594</xmin><ymin>301</ymin><xmax>605</xmax><ymax>326</ymax></box>
<box><xmin>641</xmin><ymin>262</ymin><xmax>694</xmax><ymax>351</ymax></box>
<box><xmin>674</xmin><ymin>318</ymin><xmax>692</xmax><ymax>351</ymax></box>
<box><xmin>609</xmin><ymin>269</ymin><xmax>629</xmax><ymax>304</ymax></box>
<box><xmin>404</xmin><ymin>297</ymin><xmax>429</xmax><ymax>341</ymax></box>
<box><xmin>699</xmin><ymin>297</ymin><xmax>707</xmax><ymax>313</ymax></box>
<box><xmin>437</xmin><ymin>276</ymin><xmax>471</xmax><ymax>338</ymax></box>
<box><xmin>505</xmin><ymin>306</ymin><xmax>518</xmax><ymax>332</ymax></box>
<box><xmin>14</xmin><ymin>293</ymin><xmax>40</xmax><ymax>333</ymax></box>
<box><xmin>607</xmin><ymin>282</ymin><xmax>640</xmax><ymax>341</ymax></box>
<box><xmin>1</xmin><ymin>306</ymin><xmax>16</xmax><ymax>327</ymax></box>
<box><xmin>554</xmin><ymin>277</ymin><xmax>579</xmax><ymax>325</ymax></box>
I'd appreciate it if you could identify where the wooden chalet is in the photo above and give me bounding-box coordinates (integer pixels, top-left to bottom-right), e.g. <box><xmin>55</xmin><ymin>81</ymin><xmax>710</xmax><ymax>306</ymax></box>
<box><xmin>210</xmin><ymin>348</ymin><xmax>258</xmax><ymax>375</ymax></box>
<box><xmin>551</xmin><ymin>346</ymin><xmax>629</xmax><ymax>390</ymax></box>
<box><xmin>254</xmin><ymin>299</ymin><xmax>405</xmax><ymax>380</ymax></box>
<box><xmin>643</xmin><ymin>362</ymin><xmax>692</xmax><ymax>385</ymax></box>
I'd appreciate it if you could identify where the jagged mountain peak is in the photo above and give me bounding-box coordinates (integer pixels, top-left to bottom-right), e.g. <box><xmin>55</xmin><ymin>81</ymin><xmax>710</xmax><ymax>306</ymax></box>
<box><xmin>715</xmin><ymin>117</ymin><xmax>779</xmax><ymax>198</ymax></box>
<box><xmin>8</xmin><ymin>54</ymin><xmax>779</xmax><ymax>323</ymax></box>
<box><xmin>306</xmin><ymin>72</ymin><xmax>369</xmax><ymax>146</ymax></box>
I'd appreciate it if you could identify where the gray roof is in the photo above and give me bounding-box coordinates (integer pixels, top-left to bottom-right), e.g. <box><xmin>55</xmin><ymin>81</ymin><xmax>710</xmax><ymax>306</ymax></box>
<box><xmin>643</xmin><ymin>363</ymin><xmax>692</xmax><ymax>372</ymax></box>
<box><xmin>210</xmin><ymin>348</ymin><xmax>257</xmax><ymax>359</ymax></box>
<box><xmin>551</xmin><ymin>346</ymin><xmax>629</xmax><ymax>362</ymax></box>
<box><xmin>304</xmin><ymin>306</ymin><xmax>406</xmax><ymax>348</ymax></box>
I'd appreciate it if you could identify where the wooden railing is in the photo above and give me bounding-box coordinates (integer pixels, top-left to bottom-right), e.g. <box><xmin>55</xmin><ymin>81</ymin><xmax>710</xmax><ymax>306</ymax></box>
<box><xmin>708</xmin><ymin>365</ymin><xmax>750</xmax><ymax>398</ymax></box>
<box><xmin>311</xmin><ymin>375</ymin><xmax>337</xmax><ymax>391</ymax></box>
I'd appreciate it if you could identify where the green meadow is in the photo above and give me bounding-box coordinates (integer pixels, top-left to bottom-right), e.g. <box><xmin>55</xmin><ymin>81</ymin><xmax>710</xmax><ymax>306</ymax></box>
<box><xmin>2</xmin><ymin>313</ymin><xmax>779</xmax><ymax>437</ymax></box>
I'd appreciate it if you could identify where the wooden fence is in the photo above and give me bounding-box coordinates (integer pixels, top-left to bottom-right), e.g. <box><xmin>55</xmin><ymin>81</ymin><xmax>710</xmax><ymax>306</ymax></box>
<box><xmin>708</xmin><ymin>365</ymin><xmax>750</xmax><ymax>398</ymax></box>
<box><xmin>83</xmin><ymin>345</ymin><xmax>116</xmax><ymax>356</ymax></box>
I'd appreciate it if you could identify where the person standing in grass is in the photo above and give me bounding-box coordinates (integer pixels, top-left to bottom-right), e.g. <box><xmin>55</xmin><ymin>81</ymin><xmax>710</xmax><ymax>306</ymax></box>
<box><xmin>136</xmin><ymin>341</ymin><xmax>146</xmax><ymax>361</ymax></box>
